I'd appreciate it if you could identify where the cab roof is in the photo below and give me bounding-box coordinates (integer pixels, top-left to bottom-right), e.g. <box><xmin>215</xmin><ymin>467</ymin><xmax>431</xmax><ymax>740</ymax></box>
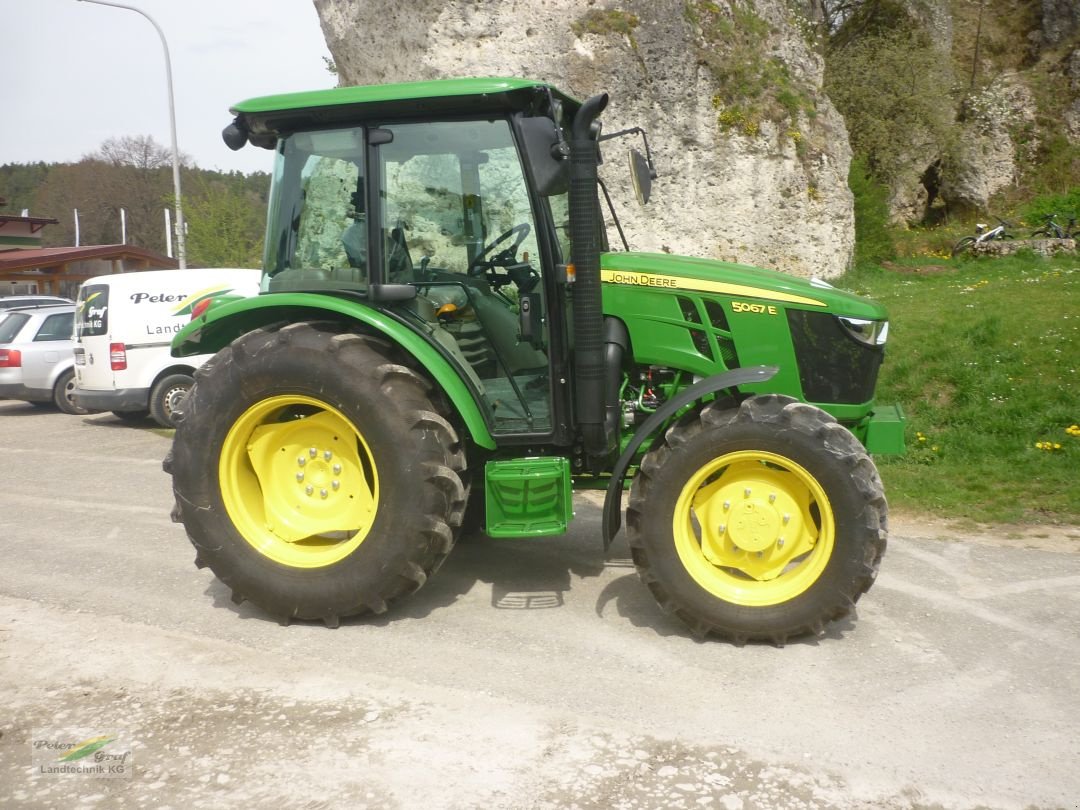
<box><xmin>230</xmin><ymin>77</ymin><xmax>579</xmax><ymax>147</ymax></box>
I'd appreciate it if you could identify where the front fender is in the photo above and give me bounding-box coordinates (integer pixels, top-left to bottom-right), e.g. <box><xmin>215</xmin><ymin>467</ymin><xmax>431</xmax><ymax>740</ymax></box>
<box><xmin>171</xmin><ymin>292</ymin><xmax>496</xmax><ymax>450</ymax></box>
<box><xmin>601</xmin><ymin>365</ymin><xmax>779</xmax><ymax>550</ymax></box>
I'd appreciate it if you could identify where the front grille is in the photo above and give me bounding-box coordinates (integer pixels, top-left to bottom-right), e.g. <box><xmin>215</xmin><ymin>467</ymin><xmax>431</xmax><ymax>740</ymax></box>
<box><xmin>787</xmin><ymin>310</ymin><xmax>883</xmax><ymax>404</ymax></box>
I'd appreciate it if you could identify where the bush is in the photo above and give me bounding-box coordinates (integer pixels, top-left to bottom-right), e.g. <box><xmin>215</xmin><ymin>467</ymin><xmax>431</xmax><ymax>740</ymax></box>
<box><xmin>1021</xmin><ymin>187</ymin><xmax>1080</xmax><ymax>228</ymax></box>
<box><xmin>849</xmin><ymin>156</ymin><xmax>895</xmax><ymax>267</ymax></box>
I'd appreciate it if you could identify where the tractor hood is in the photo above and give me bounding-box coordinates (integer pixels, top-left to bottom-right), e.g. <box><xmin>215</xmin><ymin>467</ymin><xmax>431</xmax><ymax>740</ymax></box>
<box><xmin>599</xmin><ymin>252</ymin><xmax>886</xmax><ymax>319</ymax></box>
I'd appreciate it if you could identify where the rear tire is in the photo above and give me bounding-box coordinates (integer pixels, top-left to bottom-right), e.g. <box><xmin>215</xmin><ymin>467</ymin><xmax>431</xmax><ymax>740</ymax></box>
<box><xmin>149</xmin><ymin>373</ymin><xmax>194</xmax><ymax>427</ymax></box>
<box><xmin>53</xmin><ymin>369</ymin><xmax>88</xmax><ymax>415</ymax></box>
<box><xmin>166</xmin><ymin>323</ymin><xmax>467</xmax><ymax>626</ymax></box>
<box><xmin>626</xmin><ymin>394</ymin><xmax>887</xmax><ymax>644</ymax></box>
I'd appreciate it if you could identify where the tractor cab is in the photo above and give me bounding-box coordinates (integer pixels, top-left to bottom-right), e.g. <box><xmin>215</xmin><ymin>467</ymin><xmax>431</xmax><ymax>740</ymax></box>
<box><xmin>260</xmin><ymin>111</ymin><xmax>565</xmax><ymax>435</ymax></box>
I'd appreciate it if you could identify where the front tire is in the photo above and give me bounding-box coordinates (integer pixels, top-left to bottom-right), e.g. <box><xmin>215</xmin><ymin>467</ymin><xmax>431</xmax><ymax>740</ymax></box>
<box><xmin>166</xmin><ymin>323</ymin><xmax>467</xmax><ymax>626</ymax></box>
<box><xmin>626</xmin><ymin>395</ymin><xmax>887</xmax><ymax>644</ymax></box>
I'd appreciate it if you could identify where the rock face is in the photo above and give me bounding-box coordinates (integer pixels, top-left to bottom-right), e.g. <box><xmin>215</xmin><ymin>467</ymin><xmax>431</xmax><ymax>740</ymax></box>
<box><xmin>941</xmin><ymin>79</ymin><xmax>1037</xmax><ymax>216</ymax></box>
<box><xmin>1041</xmin><ymin>0</ymin><xmax>1080</xmax><ymax>46</ymax></box>
<box><xmin>314</xmin><ymin>0</ymin><xmax>855</xmax><ymax>278</ymax></box>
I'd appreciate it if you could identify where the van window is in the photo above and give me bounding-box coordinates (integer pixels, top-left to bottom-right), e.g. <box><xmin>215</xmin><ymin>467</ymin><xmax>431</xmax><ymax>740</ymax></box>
<box><xmin>76</xmin><ymin>284</ymin><xmax>110</xmax><ymax>338</ymax></box>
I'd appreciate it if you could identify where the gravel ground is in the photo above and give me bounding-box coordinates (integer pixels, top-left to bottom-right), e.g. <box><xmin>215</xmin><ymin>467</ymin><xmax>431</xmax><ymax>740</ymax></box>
<box><xmin>1</xmin><ymin>400</ymin><xmax>1078</xmax><ymax>809</ymax></box>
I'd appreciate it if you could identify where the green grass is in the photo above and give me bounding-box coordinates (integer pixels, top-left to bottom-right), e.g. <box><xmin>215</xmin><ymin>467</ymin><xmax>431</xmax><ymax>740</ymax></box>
<box><xmin>836</xmin><ymin>253</ymin><xmax>1080</xmax><ymax>525</ymax></box>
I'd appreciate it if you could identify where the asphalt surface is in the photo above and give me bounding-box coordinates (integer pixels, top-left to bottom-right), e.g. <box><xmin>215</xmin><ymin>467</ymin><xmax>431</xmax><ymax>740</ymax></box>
<box><xmin>1</xmin><ymin>399</ymin><xmax>1078</xmax><ymax>809</ymax></box>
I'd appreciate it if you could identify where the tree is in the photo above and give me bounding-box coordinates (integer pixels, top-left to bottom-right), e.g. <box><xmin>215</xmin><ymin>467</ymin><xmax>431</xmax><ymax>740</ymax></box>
<box><xmin>90</xmin><ymin>135</ymin><xmax>189</xmax><ymax>171</ymax></box>
<box><xmin>824</xmin><ymin>28</ymin><xmax>957</xmax><ymax>185</ymax></box>
<box><xmin>183</xmin><ymin>174</ymin><xmax>267</xmax><ymax>268</ymax></box>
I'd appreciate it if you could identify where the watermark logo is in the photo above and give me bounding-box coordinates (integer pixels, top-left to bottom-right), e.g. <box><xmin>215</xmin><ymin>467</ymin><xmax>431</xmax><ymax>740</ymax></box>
<box><xmin>32</xmin><ymin>729</ymin><xmax>133</xmax><ymax>778</ymax></box>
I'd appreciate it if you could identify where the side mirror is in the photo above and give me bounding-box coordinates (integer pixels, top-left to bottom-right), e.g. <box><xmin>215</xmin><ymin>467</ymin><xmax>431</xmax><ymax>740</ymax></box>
<box><xmin>629</xmin><ymin>148</ymin><xmax>652</xmax><ymax>205</ymax></box>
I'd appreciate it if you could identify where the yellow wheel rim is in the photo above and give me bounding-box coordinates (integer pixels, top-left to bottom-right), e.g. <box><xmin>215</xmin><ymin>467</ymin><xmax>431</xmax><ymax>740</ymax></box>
<box><xmin>672</xmin><ymin>450</ymin><xmax>834</xmax><ymax>607</ymax></box>
<box><xmin>219</xmin><ymin>395</ymin><xmax>379</xmax><ymax>569</ymax></box>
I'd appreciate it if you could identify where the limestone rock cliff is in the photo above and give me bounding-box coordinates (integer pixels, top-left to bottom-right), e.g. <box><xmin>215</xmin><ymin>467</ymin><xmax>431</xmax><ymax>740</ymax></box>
<box><xmin>870</xmin><ymin>0</ymin><xmax>1079</xmax><ymax>222</ymax></box>
<box><xmin>314</xmin><ymin>0</ymin><xmax>855</xmax><ymax>278</ymax></box>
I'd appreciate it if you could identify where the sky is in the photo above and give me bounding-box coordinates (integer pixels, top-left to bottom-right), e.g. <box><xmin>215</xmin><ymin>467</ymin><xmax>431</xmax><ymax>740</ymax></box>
<box><xmin>0</xmin><ymin>0</ymin><xmax>335</xmax><ymax>177</ymax></box>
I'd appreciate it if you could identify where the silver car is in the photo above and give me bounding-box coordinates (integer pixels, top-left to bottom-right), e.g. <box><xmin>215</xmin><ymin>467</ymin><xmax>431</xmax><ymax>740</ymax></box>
<box><xmin>0</xmin><ymin>295</ymin><xmax>72</xmax><ymax>311</ymax></box>
<box><xmin>0</xmin><ymin>305</ymin><xmax>88</xmax><ymax>414</ymax></box>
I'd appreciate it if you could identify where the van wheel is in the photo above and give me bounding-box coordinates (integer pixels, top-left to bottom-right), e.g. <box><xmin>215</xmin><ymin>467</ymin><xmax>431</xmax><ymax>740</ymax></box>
<box><xmin>53</xmin><ymin>369</ymin><xmax>88</xmax><ymax>415</ymax></box>
<box><xmin>150</xmin><ymin>373</ymin><xmax>194</xmax><ymax>427</ymax></box>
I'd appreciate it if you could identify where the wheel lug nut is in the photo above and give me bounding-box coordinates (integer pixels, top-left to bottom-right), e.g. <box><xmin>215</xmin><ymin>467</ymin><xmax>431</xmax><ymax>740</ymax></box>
<box><xmin>778</xmin><ymin>537</ymin><xmax>785</xmax><ymax>548</ymax></box>
<box><xmin>769</xmin><ymin>493</ymin><xmax>777</xmax><ymax>503</ymax></box>
<box><xmin>297</xmin><ymin>457</ymin><xmax>306</xmax><ymax>467</ymax></box>
<box><xmin>296</xmin><ymin>472</ymin><xmax>305</xmax><ymax>482</ymax></box>
<box><xmin>320</xmin><ymin>489</ymin><xmax>328</xmax><ymax>499</ymax></box>
<box><xmin>332</xmin><ymin>480</ymin><xmax>340</xmax><ymax>491</ymax></box>
<box><xmin>305</xmin><ymin>485</ymin><xmax>314</xmax><ymax>496</ymax></box>
<box><xmin>718</xmin><ymin>524</ymin><xmax>726</xmax><ymax>534</ymax></box>
<box><xmin>309</xmin><ymin>447</ymin><xmax>317</xmax><ymax>458</ymax></box>
<box><xmin>324</xmin><ymin>450</ymin><xmax>332</xmax><ymax>461</ymax></box>
<box><xmin>783</xmin><ymin>514</ymin><xmax>791</xmax><ymax>524</ymax></box>
<box><xmin>722</xmin><ymin>500</ymin><xmax>730</xmax><ymax>511</ymax></box>
<box><xmin>333</xmin><ymin>464</ymin><xmax>342</xmax><ymax>475</ymax></box>
<box><xmin>744</xmin><ymin>488</ymin><xmax>752</xmax><ymax>498</ymax></box>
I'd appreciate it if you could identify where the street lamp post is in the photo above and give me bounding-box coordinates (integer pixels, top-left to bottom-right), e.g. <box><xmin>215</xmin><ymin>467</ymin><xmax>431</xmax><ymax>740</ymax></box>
<box><xmin>77</xmin><ymin>0</ymin><xmax>187</xmax><ymax>268</ymax></box>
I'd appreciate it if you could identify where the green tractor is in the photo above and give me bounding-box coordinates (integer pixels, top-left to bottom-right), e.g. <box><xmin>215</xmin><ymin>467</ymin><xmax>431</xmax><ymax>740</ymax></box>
<box><xmin>165</xmin><ymin>78</ymin><xmax>905</xmax><ymax>643</ymax></box>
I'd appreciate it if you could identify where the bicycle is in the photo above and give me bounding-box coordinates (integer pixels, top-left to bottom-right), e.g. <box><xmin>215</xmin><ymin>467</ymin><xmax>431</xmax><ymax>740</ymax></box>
<box><xmin>1030</xmin><ymin>213</ymin><xmax>1076</xmax><ymax>239</ymax></box>
<box><xmin>951</xmin><ymin>218</ymin><xmax>1015</xmax><ymax>257</ymax></box>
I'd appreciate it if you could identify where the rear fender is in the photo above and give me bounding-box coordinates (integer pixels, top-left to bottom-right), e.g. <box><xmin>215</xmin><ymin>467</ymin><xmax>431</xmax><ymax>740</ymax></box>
<box><xmin>170</xmin><ymin>292</ymin><xmax>496</xmax><ymax>450</ymax></box>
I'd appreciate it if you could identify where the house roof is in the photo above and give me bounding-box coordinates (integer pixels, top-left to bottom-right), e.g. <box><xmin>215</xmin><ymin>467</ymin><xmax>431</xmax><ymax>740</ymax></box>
<box><xmin>0</xmin><ymin>245</ymin><xmax>178</xmax><ymax>273</ymax></box>
<box><xmin>0</xmin><ymin>214</ymin><xmax>60</xmax><ymax>233</ymax></box>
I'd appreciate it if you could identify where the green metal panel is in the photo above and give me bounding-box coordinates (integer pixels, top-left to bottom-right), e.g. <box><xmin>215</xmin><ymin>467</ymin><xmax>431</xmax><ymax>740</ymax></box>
<box><xmin>599</xmin><ymin>252</ymin><xmax>887</xmax><ymax>320</ymax></box>
<box><xmin>863</xmin><ymin>403</ymin><xmax>907</xmax><ymax>455</ymax></box>
<box><xmin>170</xmin><ymin>292</ymin><xmax>496</xmax><ymax>450</ymax></box>
<box><xmin>484</xmin><ymin>457</ymin><xmax>573</xmax><ymax>538</ymax></box>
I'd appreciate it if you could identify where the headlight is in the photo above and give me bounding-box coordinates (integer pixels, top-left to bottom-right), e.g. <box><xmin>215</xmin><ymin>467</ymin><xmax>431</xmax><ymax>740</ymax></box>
<box><xmin>838</xmin><ymin>317</ymin><xmax>889</xmax><ymax>346</ymax></box>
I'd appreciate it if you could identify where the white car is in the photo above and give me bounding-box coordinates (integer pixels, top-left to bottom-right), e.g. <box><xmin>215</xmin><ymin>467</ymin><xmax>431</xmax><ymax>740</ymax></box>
<box><xmin>0</xmin><ymin>304</ymin><xmax>87</xmax><ymax>414</ymax></box>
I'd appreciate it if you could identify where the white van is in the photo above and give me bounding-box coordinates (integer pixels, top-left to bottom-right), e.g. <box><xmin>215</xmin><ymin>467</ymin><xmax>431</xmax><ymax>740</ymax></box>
<box><xmin>73</xmin><ymin>268</ymin><xmax>260</xmax><ymax>426</ymax></box>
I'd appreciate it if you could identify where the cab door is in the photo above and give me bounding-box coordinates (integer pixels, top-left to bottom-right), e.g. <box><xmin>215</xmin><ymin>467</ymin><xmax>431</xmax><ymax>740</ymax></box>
<box><xmin>374</xmin><ymin>118</ymin><xmax>557</xmax><ymax>436</ymax></box>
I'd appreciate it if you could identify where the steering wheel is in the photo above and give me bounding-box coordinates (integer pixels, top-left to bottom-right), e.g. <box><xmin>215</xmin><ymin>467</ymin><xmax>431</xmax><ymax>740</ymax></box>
<box><xmin>467</xmin><ymin>223</ymin><xmax>531</xmax><ymax>280</ymax></box>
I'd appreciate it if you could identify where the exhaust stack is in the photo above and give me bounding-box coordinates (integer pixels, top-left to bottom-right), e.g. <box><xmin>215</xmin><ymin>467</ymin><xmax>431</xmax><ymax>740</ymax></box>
<box><xmin>567</xmin><ymin>93</ymin><xmax>611</xmax><ymax>458</ymax></box>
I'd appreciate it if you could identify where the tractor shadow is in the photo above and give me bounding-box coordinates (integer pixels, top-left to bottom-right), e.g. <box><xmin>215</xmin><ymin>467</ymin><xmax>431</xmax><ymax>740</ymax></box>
<box><xmin>205</xmin><ymin>495</ymin><xmax>856</xmax><ymax>645</ymax></box>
